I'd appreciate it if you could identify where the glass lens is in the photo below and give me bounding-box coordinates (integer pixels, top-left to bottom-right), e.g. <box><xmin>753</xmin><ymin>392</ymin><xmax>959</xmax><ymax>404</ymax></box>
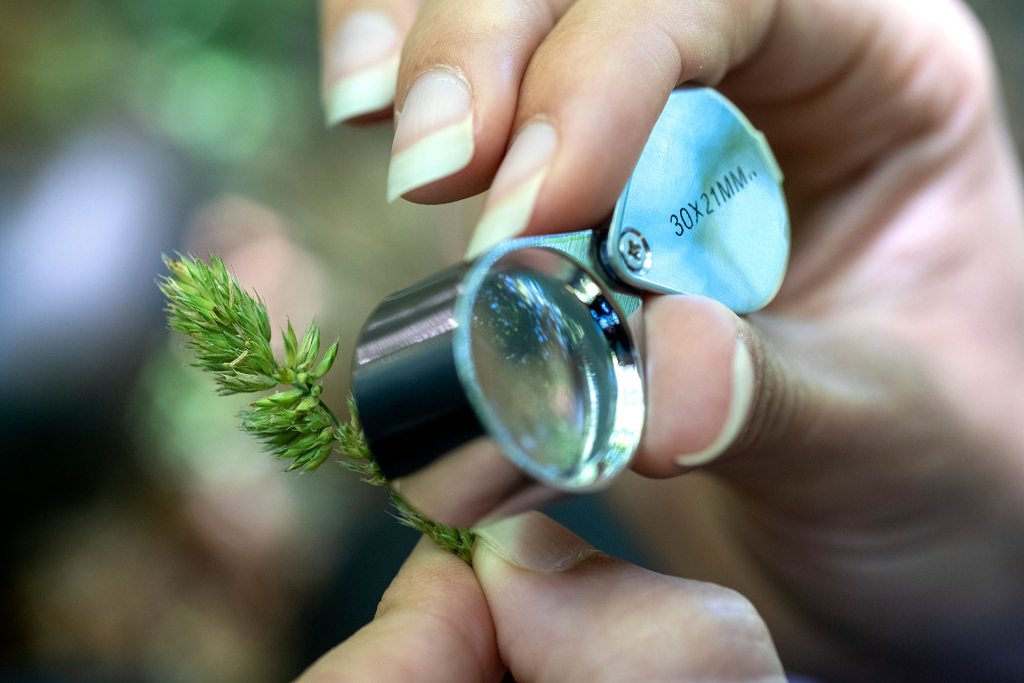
<box><xmin>468</xmin><ymin>262</ymin><xmax>619</xmax><ymax>486</ymax></box>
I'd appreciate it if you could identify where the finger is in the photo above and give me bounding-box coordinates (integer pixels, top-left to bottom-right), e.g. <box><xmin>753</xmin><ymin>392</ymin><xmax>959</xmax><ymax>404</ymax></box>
<box><xmin>632</xmin><ymin>291</ymin><xmax>952</xmax><ymax>508</ymax></box>
<box><xmin>463</xmin><ymin>0</ymin><xmax>773</xmax><ymax>255</ymax></box>
<box><xmin>473</xmin><ymin>511</ymin><xmax>786</xmax><ymax>683</ymax></box>
<box><xmin>631</xmin><ymin>294</ymin><xmax>759</xmax><ymax>478</ymax></box>
<box><xmin>297</xmin><ymin>537</ymin><xmax>504</xmax><ymax>683</ymax></box>
<box><xmin>321</xmin><ymin>0</ymin><xmax>422</xmax><ymax>127</ymax></box>
<box><xmin>383</xmin><ymin>0</ymin><xmax>574</xmax><ymax>204</ymax></box>
<box><xmin>456</xmin><ymin>0</ymin><xmax>990</xmax><ymax>256</ymax></box>
<box><xmin>634</xmin><ymin>292</ymin><xmax>832</xmax><ymax>485</ymax></box>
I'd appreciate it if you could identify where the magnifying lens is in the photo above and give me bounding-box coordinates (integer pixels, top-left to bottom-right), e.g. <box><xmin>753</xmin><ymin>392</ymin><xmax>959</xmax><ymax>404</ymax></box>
<box><xmin>352</xmin><ymin>87</ymin><xmax>790</xmax><ymax>527</ymax></box>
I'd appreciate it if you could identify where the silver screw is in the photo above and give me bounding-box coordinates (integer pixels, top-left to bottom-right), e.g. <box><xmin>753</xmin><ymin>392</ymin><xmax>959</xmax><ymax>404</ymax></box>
<box><xmin>617</xmin><ymin>228</ymin><xmax>651</xmax><ymax>274</ymax></box>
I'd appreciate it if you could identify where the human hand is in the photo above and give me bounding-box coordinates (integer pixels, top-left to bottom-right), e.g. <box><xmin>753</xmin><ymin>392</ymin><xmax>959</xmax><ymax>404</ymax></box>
<box><xmin>296</xmin><ymin>513</ymin><xmax>786</xmax><ymax>683</ymax></box>
<box><xmin>320</xmin><ymin>0</ymin><xmax>1024</xmax><ymax>679</ymax></box>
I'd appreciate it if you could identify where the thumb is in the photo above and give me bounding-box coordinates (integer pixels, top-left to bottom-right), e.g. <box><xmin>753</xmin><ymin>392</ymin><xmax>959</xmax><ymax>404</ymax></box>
<box><xmin>634</xmin><ymin>294</ymin><xmax>806</xmax><ymax>478</ymax></box>
<box><xmin>634</xmin><ymin>293</ymin><xmax>947</xmax><ymax>521</ymax></box>
<box><xmin>472</xmin><ymin>512</ymin><xmax>786</xmax><ymax>683</ymax></box>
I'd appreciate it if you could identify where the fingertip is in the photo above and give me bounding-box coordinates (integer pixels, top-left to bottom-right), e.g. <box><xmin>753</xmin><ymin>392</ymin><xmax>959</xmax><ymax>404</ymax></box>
<box><xmin>386</xmin><ymin>69</ymin><xmax>477</xmax><ymax>202</ymax></box>
<box><xmin>384</xmin><ymin>0</ymin><xmax>555</xmax><ymax>206</ymax></box>
<box><xmin>471</xmin><ymin>512</ymin><xmax>784</xmax><ymax>683</ymax></box>
<box><xmin>675</xmin><ymin>338</ymin><xmax>754</xmax><ymax>468</ymax></box>
<box><xmin>635</xmin><ymin>295</ymin><xmax>746</xmax><ymax>478</ymax></box>
<box><xmin>470</xmin><ymin>513</ymin><xmax>630</xmax><ymax>683</ymax></box>
<box><xmin>331</xmin><ymin>101</ymin><xmax>396</xmax><ymax>128</ymax></box>
<box><xmin>299</xmin><ymin>535</ymin><xmax>502</xmax><ymax>683</ymax></box>
<box><xmin>322</xmin><ymin>10</ymin><xmax>403</xmax><ymax>127</ymax></box>
<box><xmin>473</xmin><ymin>511</ymin><xmax>601</xmax><ymax>575</ymax></box>
<box><xmin>466</xmin><ymin>120</ymin><xmax>558</xmax><ymax>256</ymax></box>
<box><xmin>390</xmin><ymin>163</ymin><xmax>492</xmax><ymax>206</ymax></box>
<box><xmin>377</xmin><ymin>536</ymin><xmax>480</xmax><ymax>618</ymax></box>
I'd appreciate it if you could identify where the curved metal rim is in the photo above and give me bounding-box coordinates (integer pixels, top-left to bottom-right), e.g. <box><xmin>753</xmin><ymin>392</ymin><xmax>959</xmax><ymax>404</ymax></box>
<box><xmin>451</xmin><ymin>245</ymin><xmax>645</xmax><ymax>492</ymax></box>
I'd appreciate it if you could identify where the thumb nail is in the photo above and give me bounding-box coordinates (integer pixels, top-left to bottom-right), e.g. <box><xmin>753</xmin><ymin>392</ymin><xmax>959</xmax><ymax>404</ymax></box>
<box><xmin>676</xmin><ymin>338</ymin><xmax>754</xmax><ymax>467</ymax></box>
<box><xmin>473</xmin><ymin>511</ymin><xmax>600</xmax><ymax>572</ymax></box>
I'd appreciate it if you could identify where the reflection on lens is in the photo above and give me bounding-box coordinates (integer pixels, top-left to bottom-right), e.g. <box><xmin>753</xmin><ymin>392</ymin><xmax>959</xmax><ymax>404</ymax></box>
<box><xmin>457</xmin><ymin>247</ymin><xmax>642</xmax><ymax>490</ymax></box>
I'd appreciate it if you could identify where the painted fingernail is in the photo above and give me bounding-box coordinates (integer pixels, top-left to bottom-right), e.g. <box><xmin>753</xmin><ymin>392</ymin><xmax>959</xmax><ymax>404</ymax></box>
<box><xmin>386</xmin><ymin>70</ymin><xmax>474</xmax><ymax>203</ymax></box>
<box><xmin>466</xmin><ymin>121</ymin><xmax>557</xmax><ymax>259</ymax></box>
<box><xmin>323</xmin><ymin>10</ymin><xmax>401</xmax><ymax>126</ymax></box>
<box><xmin>676</xmin><ymin>339</ymin><xmax>754</xmax><ymax>466</ymax></box>
<box><xmin>473</xmin><ymin>511</ymin><xmax>600</xmax><ymax>572</ymax></box>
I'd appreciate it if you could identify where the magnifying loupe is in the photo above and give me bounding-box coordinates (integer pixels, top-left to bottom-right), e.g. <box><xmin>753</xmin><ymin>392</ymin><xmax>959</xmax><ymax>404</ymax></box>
<box><xmin>352</xmin><ymin>87</ymin><xmax>790</xmax><ymax>527</ymax></box>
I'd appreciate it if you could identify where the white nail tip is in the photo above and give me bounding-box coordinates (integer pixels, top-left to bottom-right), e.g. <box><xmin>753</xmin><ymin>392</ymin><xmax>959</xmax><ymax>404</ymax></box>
<box><xmin>325</xmin><ymin>54</ymin><xmax>399</xmax><ymax>126</ymax></box>
<box><xmin>676</xmin><ymin>339</ymin><xmax>754</xmax><ymax>467</ymax></box>
<box><xmin>465</xmin><ymin>171</ymin><xmax>546</xmax><ymax>259</ymax></box>
<box><xmin>385</xmin><ymin>114</ymin><xmax>474</xmax><ymax>202</ymax></box>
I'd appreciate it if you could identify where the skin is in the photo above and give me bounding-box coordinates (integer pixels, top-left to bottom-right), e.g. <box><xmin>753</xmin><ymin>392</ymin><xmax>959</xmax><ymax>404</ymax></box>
<box><xmin>314</xmin><ymin>0</ymin><xmax>1024</xmax><ymax>679</ymax></box>
<box><xmin>298</xmin><ymin>520</ymin><xmax>787</xmax><ymax>683</ymax></box>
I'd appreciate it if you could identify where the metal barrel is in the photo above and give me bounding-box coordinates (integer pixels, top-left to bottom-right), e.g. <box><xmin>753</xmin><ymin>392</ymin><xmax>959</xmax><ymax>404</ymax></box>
<box><xmin>350</xmin><ymin>262</ymin><xmax>484</xmax><ymax>479</ymax></box>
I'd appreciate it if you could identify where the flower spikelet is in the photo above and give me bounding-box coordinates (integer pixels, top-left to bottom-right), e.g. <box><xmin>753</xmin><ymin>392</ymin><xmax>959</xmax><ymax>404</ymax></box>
<box><xmin>158</xmin><ymin>254</ymin><xmax>278</xmax><ymax>394</ymax></box>
<box><xmin>160</xmin><ymin>254</ymin><xmax>476</xmax><ymax>559</ymax></box>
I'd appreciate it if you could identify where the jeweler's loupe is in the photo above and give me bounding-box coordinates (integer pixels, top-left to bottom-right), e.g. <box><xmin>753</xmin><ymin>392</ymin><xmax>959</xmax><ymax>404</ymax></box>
<box><xmin>351</xmin><ymin>87</ymin><xmax>790</xmax><ymax>527</ymax></box>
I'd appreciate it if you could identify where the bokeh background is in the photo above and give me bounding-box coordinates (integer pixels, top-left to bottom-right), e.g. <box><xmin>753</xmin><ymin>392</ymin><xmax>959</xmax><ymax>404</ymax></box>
<box><xmin>0</xmin><ymin>1</ymin><xmax>1021</xmax><ymax>681</ymax></box>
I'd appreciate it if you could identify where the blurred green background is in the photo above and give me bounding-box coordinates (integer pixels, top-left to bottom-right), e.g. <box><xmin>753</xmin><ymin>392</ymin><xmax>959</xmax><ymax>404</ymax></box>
<box><xmin>0</xmin><ymin>0</ymin><xmax>1021</xmax><ymax>681</ymax></box>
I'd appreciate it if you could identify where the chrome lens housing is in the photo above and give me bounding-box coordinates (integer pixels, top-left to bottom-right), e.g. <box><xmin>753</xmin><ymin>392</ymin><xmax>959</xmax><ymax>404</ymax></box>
<box><xmin>352</xmin><ymin>241</ymin><xmax>642</xmax><ymax>526</ymax></box>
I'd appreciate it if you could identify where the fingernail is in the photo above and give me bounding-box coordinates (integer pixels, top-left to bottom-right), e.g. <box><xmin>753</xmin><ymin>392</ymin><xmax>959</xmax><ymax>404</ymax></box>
<box><xmin>473</xmin><ymin>511</ymin><xmax>600</xmax><ymax>572</ymax></box>
<box><xmin>676</xmin><ymin>339</ymin><xmax>754</xmax><ymax>466</ymax></box>
<box><xmin>323</xmin><ymin>11</ymin><xmax>401</xmax><ymax>126</ymax></box>
<box><xmin>465</xmin><ymin>121</ymin><xmax>557</xmax><ymax>259</ymax></box>
<box><xmin>386</xmin><ymin>70</ymin><xmax>474</xmax><ymax>202</ymax></box>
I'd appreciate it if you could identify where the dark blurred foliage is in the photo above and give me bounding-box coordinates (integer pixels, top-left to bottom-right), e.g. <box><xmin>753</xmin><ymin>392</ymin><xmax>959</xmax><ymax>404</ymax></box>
<box><xmin>1</xmin><ymin>1</ymin><xmax>370</xmax><ymax>680</ymax></box>
<box><xmin>0</xmin><ymin>0</ymin><xmax>1020</xmax><ymax>681</ymax></box>
<box><xmin>0</xmin><ymin>0</ymin><xmax>318</xmax><ymax>152</ymax></box>
<box><xmin>0</xmin><ymin>0</ymin><xmax>481</xmax><ymax>680</ymax></box>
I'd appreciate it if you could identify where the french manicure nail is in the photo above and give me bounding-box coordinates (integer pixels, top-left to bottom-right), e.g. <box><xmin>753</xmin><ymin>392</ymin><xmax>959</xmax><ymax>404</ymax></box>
<box><xmin>676</xmin><ymin>339</ymin><xmax>754</xmax><ymax>466</ymax></box>
<box><xmin>466</xmin><ymin>121</ymin><xmax>557</xmax><ymax>259</ymax></box>
<box><xmin>324</xmin><ymin>11</ymin><xmax>401</xmax><ymax>126</ymax></box>
<box><xmin>386</xmin><ymin>70</ymin><xmax>474</xmax><ymax>203</ymax></box>
<box><xmin>473</xmin><ymin>511</ymin><xmax>600</xmax><ymax>572</ymax></box>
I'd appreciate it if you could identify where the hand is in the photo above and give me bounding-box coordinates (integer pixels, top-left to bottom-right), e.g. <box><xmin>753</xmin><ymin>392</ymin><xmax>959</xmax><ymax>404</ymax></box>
<box><xmin>296</xmin><ymin>513</ymin><xmax>786</xmax><ymax>683</ymax></box>
<box><xmin>320</xmin><ymin>0</ymin><xmax>1024</xmax><ymax>679</ymax></box>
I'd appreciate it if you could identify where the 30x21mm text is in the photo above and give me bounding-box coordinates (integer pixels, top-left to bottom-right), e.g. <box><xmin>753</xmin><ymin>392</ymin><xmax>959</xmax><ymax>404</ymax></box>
<box><xmin>669</xmin><ymin>165</ymin><xmax>757</xmax><ymax>236</ymax></box>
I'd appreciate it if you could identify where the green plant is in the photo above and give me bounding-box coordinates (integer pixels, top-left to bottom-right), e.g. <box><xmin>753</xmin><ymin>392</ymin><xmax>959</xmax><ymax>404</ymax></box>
<box><xmin>158</xmin><ymin>254</ymin><xmax>476</xmax><ymax>562</ymax></box>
